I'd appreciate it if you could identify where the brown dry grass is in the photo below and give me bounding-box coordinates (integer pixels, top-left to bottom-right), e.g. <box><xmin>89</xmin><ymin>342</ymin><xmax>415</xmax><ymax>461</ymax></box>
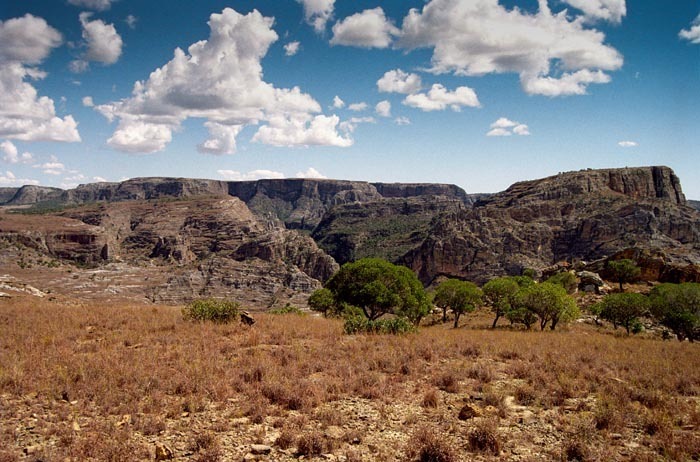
<box><xmin>1</xmin><ymin>296</ymin><xmax>699</xmax><ymax>461</ymax></box>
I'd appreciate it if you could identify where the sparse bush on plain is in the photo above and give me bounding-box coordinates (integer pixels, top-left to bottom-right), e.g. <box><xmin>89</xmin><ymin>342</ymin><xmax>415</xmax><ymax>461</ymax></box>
<box><xmin>404</xmin><ymin>425</ymin><xmax>457</xmax><ymax>462</ymax></box>
<box><xmin>269</xmin><ymin>303</ymin><xmax>305</xmax><ymax>315</ymax></box>
<box><xmin>343</xmin><ymin>315</ymin><xmax>416</xmax><ymax>335</ymax></box>
<box><xmin>468</xmin><ymin>418</ymin><xmax>500</xmax><ymax>455</ymax></box>
<box><xmin>182</xmin><ymin>298</ymin><xmax>239</xmax><ymax>323</ymax></box>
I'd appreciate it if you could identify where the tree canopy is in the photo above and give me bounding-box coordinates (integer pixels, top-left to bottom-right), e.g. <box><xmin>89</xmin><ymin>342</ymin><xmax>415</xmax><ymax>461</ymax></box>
<box><xmin>600</xmin><ymin>292</ymin><xmax>649</xmax><ymax>334</ymax></box>
<box><xmin>483</xmin><ymin>276</ymin><xmax>520</xmax><ymax>328</ymax></box>
<box><xmin>513</xmin><ymin>282</ymin><xmax>579</xmax><ymax>330</ymax></box>
<box><xmin>608</xmin><ymin>259</ymin><xmax>641</xmax><ymax>291</ymax></box>
<box><xmin>649</xmin><ymin>283</ymin><xmax>700</xmax><ymax>341</ymax></box>
<box><xmin>325</xmin><ymin>258</ymin><xmax>430</xmax><ymax>324</ymax></box>
<box><xmin>433</xmin><ymin>279</ymin><xmax>483</xmax><ymax>328</ymax></box>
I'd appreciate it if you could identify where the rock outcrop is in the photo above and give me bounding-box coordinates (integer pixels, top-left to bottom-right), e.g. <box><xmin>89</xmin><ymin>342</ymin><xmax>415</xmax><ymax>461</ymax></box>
<box><xmin>312</xmin><ymin>196</ymin><xmax>464</xmax><ymax>264</ymax></box>
<box><xmin>0</xmin><ymin>165</ymin><xmax>697</xmax><ymax>305</ymax></box>
<box><xmin>0</xmin><ymin>188</ymin><xmax>19</xmax><ymax>204</ymax></box>
<box><xmin>402</xmin><ymin>166</ymin><xmax>700</xmax><ymax>283</ymax></box>
<box><xmin>60</xmin><ymin>177</ymin><xmax>230</xmax><ymax>204</ymax></box>
<box><xmin>5</xmin><ymin>185</ymin><xmax>63</xmax><ymax>205</ymax></box>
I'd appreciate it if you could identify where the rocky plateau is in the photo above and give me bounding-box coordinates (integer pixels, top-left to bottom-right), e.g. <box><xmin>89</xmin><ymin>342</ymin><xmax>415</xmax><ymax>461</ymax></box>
<box><xmin>0</xmin><ymin>165</ymin><xmax>698</xmax><ymax>307</ymax></box>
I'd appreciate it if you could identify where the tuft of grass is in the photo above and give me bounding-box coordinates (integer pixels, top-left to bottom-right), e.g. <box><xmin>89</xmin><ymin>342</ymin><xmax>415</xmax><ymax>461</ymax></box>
<box><xmin>404</xmin><ymin>425</ymin><xmax>457</xmax><ymax>462</ymax></box>
<box><xmin>468</xmin><ymin>419</ymin><xmax>500</xmax><ymax>455</ymax></box>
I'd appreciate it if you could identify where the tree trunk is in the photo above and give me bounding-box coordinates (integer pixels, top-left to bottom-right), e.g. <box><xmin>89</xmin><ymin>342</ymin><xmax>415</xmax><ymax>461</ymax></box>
<box><xmin>453</xmin><ymin>312</ymin><xmax>461</xmax><ymax>328</ymax></box>
<box><xmin>492</xmin><ymin>314</ymin><xmax>500</xmax><ymax>329</ymax></box>
<box><xmin>442</xmin><ymin>307</ymin><xmax>448</xmax><ymax>323</ymax></box>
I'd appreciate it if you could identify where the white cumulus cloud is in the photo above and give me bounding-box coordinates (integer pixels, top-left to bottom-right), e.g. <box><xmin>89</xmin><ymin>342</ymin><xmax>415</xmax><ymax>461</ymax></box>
<box><xmin>397</xmin><ymin>0</ymin><xmax>623</xmax><ymax>97</ymax></box>
<box><xmin>1</xmin><ymin>140</ymin><xmax>34</xmax><ymax>164</ymax></box>
<box><xmin>618</xmin><ymin>140</ymin><xmax>638</xmax><ymax>147</ymax></box>
<box><xmin>0</xmin><ymin>15</ymin><xmax>81</xmax><ymax>143</ymax></box>
<box><xmin>0</xmin><ymin>170</ymin><xmax>39</xmax><ymax>186</ymax></box>
<box><xmin>296</xmin><ymin>0</ymin><xmax>335</xmax><ymax>33</ymax></box>
<box><xmin>375</xmin><ymin>100</ymin><xmax>391</xmax><ymax>117</ymax></box>
<box><xmin>395</xmin><ymin>116</ymin><xmax>411</xmax><ymax>126</ymax></box>
<box><xmin>82</xmin><ymin>96</ymin><xmax>94</xmax><ymax>107</ymax></box>
<box><xmin>284</xmin><ymin>41</ymin><xmax>300</xmax><ymax>56</ymax></box>
<box><xmin>217</xmin><ymin>169</ymin><xmax>285</xmax><ymax>181</ymax></box>
<box><xmin>561</xmin><ymin>0</ymin><xmax>626</xmax><ymax>23</ymax></box>
<box><xmin>680</xmin><ymin>14</ymin><xmax>700</xmax><ymax>44</ymax></box>
<box><xmin>36</xmin><ymin>160</ymin><xmax>66</xmax><ymax>175</ymax></box>
<box><xmin>296</xmin><ymin>167</ymin><xmax>327</xmax><ymax>179</ymax></box>
<box><xmin>253</xmin><ymin>114</ymin><xmax>352</xmax><ymax>147</ymax></box>
<box><xmin>339</xmin><ymin>116</ymin><xmax>375</xmax><ymax>134</ymax></box>
<box><xmin>331</xmin><ymin>7</ymin><xmax>398</xmax><ymax>48</ymax></box>
<box><xmin>97</xmin><ymin>8</ymin><xmax>351</xmax><ymax>154</ymax></box>
<box><xmin>486</xmin><ymin>117</ymin><xmax>530</xmax><ymax>136</ymax></box>
<box><xmin>348</xmin><ymin>102</ymin><xmax>368</xmax><ymax>112</ymax></box>
<box><xmin>332</xmin><ymin>95</ymin><xmax>345</xmax><ymax>109</ymax></box>
<box><xmin>377</xmin><ymin>69</ymin><xmax>422</xmax><ymax>94</ymax></box>
<box><xmin>68</xmin><ymin>0</ymin><xmax>115</xmax><ymax>11</ymax></box>
<box><xmin>78</xmin><ymin>12</ymin><xmax>123</xmax><ymax>65</ymax></box>
<box><xmin>403</xmin><ymin>84</ymin><xmax>480</xmax><ymax>111</ymax></box>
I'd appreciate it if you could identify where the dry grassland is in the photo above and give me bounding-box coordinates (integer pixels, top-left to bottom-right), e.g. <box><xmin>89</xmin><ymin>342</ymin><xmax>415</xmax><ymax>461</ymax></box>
<box><xmin>1</xmin><ymin>297</ymin><xmax>699</xmax><ymax>461</ymax></box>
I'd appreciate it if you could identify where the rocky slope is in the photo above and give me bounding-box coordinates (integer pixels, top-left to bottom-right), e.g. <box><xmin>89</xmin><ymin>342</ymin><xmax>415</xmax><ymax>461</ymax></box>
<box><xmin>0</xmin><ymin>166</ymin><xmax>697</xmax><ymax>305</ymax></box>
<box><xmin>401</xmin><ymin>166</ymin><xmax>700</xmax><ymax>283</ymax></box>
<box><xmin>690</xmin><ymin>200</ymin><xmax>700</xmax><ymax>212</ymax></box>
<box><xmin>0</xmin><ymin>197</ymin><xmax>337</xmax><ymax>307</ymax></box>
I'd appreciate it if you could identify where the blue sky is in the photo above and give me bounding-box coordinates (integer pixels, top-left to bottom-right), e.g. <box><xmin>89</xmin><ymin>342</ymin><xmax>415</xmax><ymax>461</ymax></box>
<box><xmin>1</xmin><ymin>0</ymin><xmax>698</xmax><ymax>198</ymax></box>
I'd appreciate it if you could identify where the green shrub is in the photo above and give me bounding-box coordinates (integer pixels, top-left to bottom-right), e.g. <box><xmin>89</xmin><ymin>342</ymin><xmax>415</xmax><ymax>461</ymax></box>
<box><xmin>269</xmin><ymin>304</ymin><xmax>305</xmax><ymax>315</ymax></box>
<box><xmin>182</xmin><ymin>299</ymin><xmax>240</xmax><ymax>323</ymax></box>
<box><xmin>343</xmin><ymin>316</ymin><xmax>416</xmax><ymax>335</ymax></box>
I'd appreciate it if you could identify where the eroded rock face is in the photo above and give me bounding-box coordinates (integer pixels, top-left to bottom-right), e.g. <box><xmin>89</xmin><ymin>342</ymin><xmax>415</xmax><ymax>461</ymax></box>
<box><xmin>0</xmin><ymin>166</ymin><xmax>697</xmax><ymax>304</ymax></box>
<box><xmin>0</xmin><ymin>188</ymin><xmax>19</xmax><ymax>204</ymax></box>
<box><xmin>402</xmin><ymin>166</ymin><xmax>700</xmax><ymax>284</ymax></box>
<box><xmin>60</xmin><ymin>177</ymin><xmax>230</xmax><ymax>204</ymax></box>
<box><xmin>312</xmin><ymin>196</ymin><xmax>465</xmax><ymax>265</ymax></box>
<box><xmin>6</xmin><ymin>185</ymin><xmax>63</xmax><ymax>205</ymax></box>
<box><xmin>0</xmin><ymin>197</ymin><xmax>337</xmax><ymax>307</ymax></box>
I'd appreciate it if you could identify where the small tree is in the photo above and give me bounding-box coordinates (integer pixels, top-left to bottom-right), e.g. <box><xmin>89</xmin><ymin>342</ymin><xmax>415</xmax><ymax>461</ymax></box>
<box><xmin>514</xmin><ymin>282</ymin><xmax>579</xmax><ymax>331</ymax></box>
<box><xmin>434</xmin><ymin>279</ymin><xmax>483</xmax><ymax>328</ymax></box>
<box><xmin>649</xmin><ymin>283</ymin><xmax>700</xmax><ymax>341</ymax></box>
<box><xmin>308</xmin><ymin>288</ymin><xmax>337</xmax><ymax>317</ymax></box>
<box><xmin>505</xmin><ymin>306</ymin><xmax>538</xmax><ymax>330</ymax></box>
<box><xmin>325</xmin><ymin>258</ymin><xmax>430</xmax><ymax>324</ymax></box>
<box><xmin>483</xmin><ymin>276</ymin><xmax>519</xmax><ymax>328</ymax></box>
<box><xmin>608</xmin><ymin>259</ymin><xmax>641</xmax><ymax>291</ymax></box>
<box><xmin>600</xmin><ymin>293</ymin><xmax>650</xmax><ymax>334</ymax></box>
<box><xmin>546</xmin><ymin>272</ymin><xmax>578</xmax><ymax>294</ymax></box>
<box><xmin>588</xmin><ymin>302</ymin><xmax>604</xmax><ymax>326</ymax></box>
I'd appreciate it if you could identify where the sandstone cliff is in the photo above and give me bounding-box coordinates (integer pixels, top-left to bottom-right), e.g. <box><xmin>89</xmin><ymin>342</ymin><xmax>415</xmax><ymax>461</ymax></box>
<box><xmin>0</xmin><ymin>197</ymin><xmax>337</xmax><ymax>307</ymax></box>
<box><xmin>0</xmin><ymin>166</ymin><xmax>697</xmax><ymax>305</ymax></box>
<box><xmin>402</xmin><ymin>166</ymin><xmax>699</xmax><ymax>283</ymax></box>
<box><xmin>0</xmin><ymin>188</ymin><xmax>19</xmax><ymax>204</ymax></box>
<box><xmin>6</xmin><ymin>185</ymin><xmax>63</xmax><ymax>205</ymax></box>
